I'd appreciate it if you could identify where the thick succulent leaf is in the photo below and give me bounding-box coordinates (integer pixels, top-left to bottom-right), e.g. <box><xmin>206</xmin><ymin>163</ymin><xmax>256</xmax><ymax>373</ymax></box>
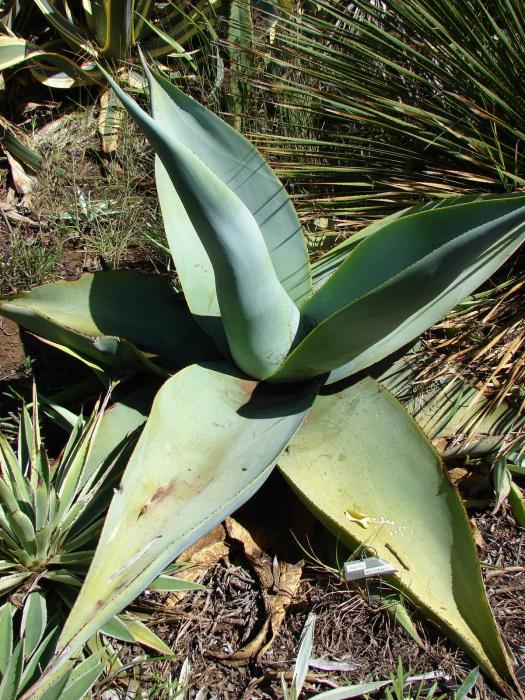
<box><xmin>311</xmin><ymin>209</ymin><xmax>409</xmax><ymax>291</ymax></box>
<box><xmin>146</xmin><ymin>61</ymin><xmax>311</xmax><ymax>307</ymax></box>
<box><xmin>273</xmin><ymin>196</ymin><xmax>525</xmax><ymax>382</ymax></box>
<box><xmin>0</xmin><ymin>37</ymin><xmax>99</xmax><ymax>88</ymax></box>
<box><xmin>0</xmin><ymin>270</ymin><xmax>218</xmax><ymax>372</ymax></box>
<box><xmin>379</xmin><ymin>350</ymin><xmax>525</xmax><ymax>458</ymax></box>
<box><xmin>310</xmin><ymin>194</ymin><xmax>516</xmax><ymax>291</ymax></box>
<box><xmin>98</xmin><ymin>0</ymin><xmax>133</xmax><ymax>58</ymax></box>
<box><xmin>40</xmin><ymin>363</ymin><xmax>317</xmax><ymax>680</ymax></box>
<box><xmin>104</xmin><ymin>69</ymin><xmax>300</xmax><ymax>379</ymax></box>
<box><xmin>31</xmin><ymin>0</ymin><xmax>94</xmax><ymax>54</ymax></box>
<box><xmin>278</xmin><ymin>378</ymin><xmax>516</xmax><ymax>693</ymax></box>
<box><xmin>306</xmin><ymin>196</ymin><xmax>525</xmax><ymax>323</ymax></box>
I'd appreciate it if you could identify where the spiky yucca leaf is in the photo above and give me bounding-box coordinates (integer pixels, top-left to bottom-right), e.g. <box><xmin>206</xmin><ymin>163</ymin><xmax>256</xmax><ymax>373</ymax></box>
<box><xmin>0</xmin><ymin>387</ymin><xmax>138</xmax><ymax>602</ymax></box>
<box><xmin>0</xmin><ymin>598</ymin><xmax>104</xmax><ymax>700</ymax></box>
<box><xmin>230</xmin><ymin>0</ymin><xmax>525</xmax><ymax>234</ymax></box>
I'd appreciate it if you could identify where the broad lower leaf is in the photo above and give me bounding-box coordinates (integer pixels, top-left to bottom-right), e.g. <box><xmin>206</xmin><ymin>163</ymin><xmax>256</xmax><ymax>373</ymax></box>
<box><xmin>144</xmin><ymin>55</ymin><xmax>312</xmax><ymax>307</ymax></box>
<box><xmin>278</xmin><ymin>378</ymin><xmax>516</xmax><ymax>693</ymax></box>
<box><xmin>36</xmin><ymin>363</ymin><xmax>317</xmax><ymax>685</ymax></box>
<box><xmin>104</xmin><ymin>67</ymin><xmax>301</xmax><ymax>379</ymax></box>
<box><xmin>274</xmin><ymin>196</ymin><xmax>525</xmax><ymax>382</ymax></box>
<box><xmin>0</xmin><ymin>270</ymin><xmax>217</xmax><ymax>373</ymax></box>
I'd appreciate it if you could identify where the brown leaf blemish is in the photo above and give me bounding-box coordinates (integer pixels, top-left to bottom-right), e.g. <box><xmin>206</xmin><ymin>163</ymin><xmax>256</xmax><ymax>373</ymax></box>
<box><xmin>138</xmin><ymin>481</ymin><xmax>176</xmax><ymax>519</ymax></box>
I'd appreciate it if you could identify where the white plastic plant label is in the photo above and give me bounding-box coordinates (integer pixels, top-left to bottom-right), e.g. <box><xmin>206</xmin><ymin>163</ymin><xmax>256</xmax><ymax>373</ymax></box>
<box><xmin>344</xmin><ymin>556</ymin><xmax>397</xmax><ymax>581</ymax></box>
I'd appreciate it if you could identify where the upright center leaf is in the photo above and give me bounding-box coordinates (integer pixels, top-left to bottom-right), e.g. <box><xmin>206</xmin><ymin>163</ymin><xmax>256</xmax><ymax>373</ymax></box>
<box><xmin>102</xmin><ymin>65</ymin><xmax>301</xmax><ymax>379</ymax></box>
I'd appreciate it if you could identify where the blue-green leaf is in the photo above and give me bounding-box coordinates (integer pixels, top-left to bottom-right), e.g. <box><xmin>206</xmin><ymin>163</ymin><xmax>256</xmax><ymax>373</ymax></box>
<box><xmin>103</xmin><ymin>68</ymin><xmax>300</xmax><ymax>379</ymax></box>
<box><xmin>146</xmin><ymin>61</ymin><xmax>311</xmax><ymax>308</ymax></box>
<box><xmin>0</xmin><ymin>271</ymin><xmax>217</xmax><ymax>373</ymax></box>
<box><xmin>273</xmin><ymin>196</ymin><xmax>525</xmax><ymax>382</ymax></box>
<box><xmin>278</xmin><ymin>378</ymin><xmax>516</xmax><ymax>694</ymax></box>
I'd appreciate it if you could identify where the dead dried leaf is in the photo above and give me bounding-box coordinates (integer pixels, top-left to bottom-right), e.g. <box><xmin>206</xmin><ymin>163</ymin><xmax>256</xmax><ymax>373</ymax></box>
<box><xmin>6</xmin><ymin>152</ymin><xmax>36</xmax><ymax>195</ymax></box>
<box><xmin>470</xmin><ymin>518</ymin><xmax>484</xmax><ymax>552</ymax></box>
<box><xmin>223</xmin><ymin>517</ymin><xmax>304</xmax><ymax>662</ymax></box>
<box><xmin>448</xmin><ymin>467</ymin><xmax>469</xmax><ymax>487</ymax></box>
<box><xmin>98</xmin><ymin>86</ymin><xmax>124</xmax><ymax>154</ymax></box>
<box><xmin>169</xmin><ymin>517</ymin><xmax>304</xmax><ymax>663</ymax></box>
<box><xmin>0</xmin><ymin>200</ymin><xmax>38</xmax><ymax>226</ymax></box>
<box><xmin>257</xmin><ymin>559</ymin><xmax>303</xmax><ymax>661</ymax></box>
<box><xmin>167</xmin><ymin>525</ymin><xmax>228</xmax><ymax>607</ymax></box>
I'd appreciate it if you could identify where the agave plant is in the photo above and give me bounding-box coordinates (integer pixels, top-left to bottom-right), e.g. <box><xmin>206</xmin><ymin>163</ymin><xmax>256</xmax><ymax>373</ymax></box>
<box><xmin>0</xmin><ymin>0</ymin><xmax>218</xmax><ymax>151</ymax></box>
<box><xmin>3</xmin><ymin>62</ymin><xmax>525</xmax><ymax>696</ymax></box>
<box><xmin>0</xmin><ymin>0</ymin><xmax>216</xmax><ymax>87</ymax></box>
<box><xmin>0</xmin><ymin>386</ymin><xmax>136</xmax><ymax>601</ymax></box>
